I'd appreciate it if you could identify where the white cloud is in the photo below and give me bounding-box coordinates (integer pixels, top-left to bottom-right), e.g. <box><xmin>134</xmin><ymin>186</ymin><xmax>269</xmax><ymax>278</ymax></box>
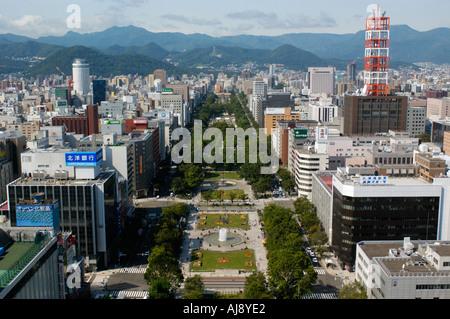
<box><xmin>160</xmin><ymin>14</ymin><xmax>222</xmax><ymax>26</ymax></box>
<box><xmin>226</xmin><ymin>10</ymin><xmax>337</xmax><ymax>30</ymax></box>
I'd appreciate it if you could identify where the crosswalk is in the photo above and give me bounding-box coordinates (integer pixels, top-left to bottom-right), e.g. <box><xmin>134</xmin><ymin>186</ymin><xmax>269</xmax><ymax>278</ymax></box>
<box><xmin>302</xmin><ymin>292</ymin><xmax>339</xmax><ymax>299</ymax></box>
<box><xmin>314</xmin><ymin>268</ymin><xmax>326</xmax><ymax>275</ymax></box>
<box><xmin>119</xmin><ymin>267</ymin><xmax>146</xmax><ymax>273</ymax></box>
<box><xmin>109</xmin><ymin>290</ymin><xmax>148</xmax><ymax>299</ymax></box>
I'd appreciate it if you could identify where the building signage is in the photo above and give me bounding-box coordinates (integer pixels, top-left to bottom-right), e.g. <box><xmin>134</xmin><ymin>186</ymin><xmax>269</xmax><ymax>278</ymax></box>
<box><xmin>317</xmin><ymin>127</ymin><xmax>329</xmax><ymax>141</ymax></box>
<box><xmin>265</xmin><ymin>108</ymin><xmax>285</xmax><ymax>115</ymax></box>
<box><xmin>162</xmin><ymin>88</ymin><xmax>173</xmax><ymax>93</ymax></box>
<box><xmin>105</xmin><ymin>120</ymin><xmax>121</xmax><ymax>125</ymax></box>
<box><xmin>360</xmin><ymin>176</ymin><xmax>388</xmax><ymax>185</ymax></box>
<box><xmin>293</xmin><ymin>129</ymin><xmax>308</xmax><ymax>139</ymax></box>
<box><xmin>65</xmin><ymin>149</ymin><xmax>103</xmax><ymax>167</ymax></box>
<box><xmin>133</xmin><ymin>119</ymin><xmax>148</xmax><ymax>125</ymax></box>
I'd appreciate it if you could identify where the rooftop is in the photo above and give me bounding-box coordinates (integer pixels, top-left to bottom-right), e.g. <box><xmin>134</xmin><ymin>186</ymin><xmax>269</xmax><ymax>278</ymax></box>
<box><xmin>9</xmin><ymin>171</ymin><xmax>114</xmax><ymax>187</ymax></box>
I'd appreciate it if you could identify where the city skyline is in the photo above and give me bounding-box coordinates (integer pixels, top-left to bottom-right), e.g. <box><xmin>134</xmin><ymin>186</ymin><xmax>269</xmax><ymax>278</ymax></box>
<box><xmin>0</xmin><ymin>0</ymin><xmax>448</xmax><ymax>38</ymax></box>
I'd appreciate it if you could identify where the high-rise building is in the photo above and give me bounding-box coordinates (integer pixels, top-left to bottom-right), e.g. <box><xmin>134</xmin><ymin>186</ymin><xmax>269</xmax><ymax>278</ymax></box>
<box><xmin>72</xmin><ymin>59</ymin><xmax>90</xmax><ymax>97</ymax></box>
<box><xmin>343</xmin><ymin>95</ymin><xmax>407</xmax><ymax>135</ymax></box>
<box><xmin>330</xmin><ymin>166</ymin><xmax>450</xmax><ymax>268</ymax></box>
<box><xmin>153</xmin><ymin>69</ymin><xmax>167</xmax><ymax>87</ymax></box>
<box><xmin>347</xmin><ymin>62</ymin><xmax>357</xmax><ymax>83</ymax></box>
<box><xmin>308</xmin><ymin>67</ymin><xmax>335</xmax><ymax>95</ymax></box>
<box><xmin>7</xmin><ymin>167</ymin><xmax>118</xmax><ymax>269</ymax></box>
<box><xmin>93</xmin><ymin>79</ymin><xmax>106</xmax><ymax>105</ymax></box>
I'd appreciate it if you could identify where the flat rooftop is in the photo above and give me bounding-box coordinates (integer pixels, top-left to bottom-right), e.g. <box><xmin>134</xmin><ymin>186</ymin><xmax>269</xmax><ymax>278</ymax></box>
<box><xmin>9</xmin><ymin>171</ymin><xmax>114</xmax><ymax>187</ymax></box>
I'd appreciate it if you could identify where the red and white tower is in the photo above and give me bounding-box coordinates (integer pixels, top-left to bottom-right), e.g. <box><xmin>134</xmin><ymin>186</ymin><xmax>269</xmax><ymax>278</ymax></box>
<box><xmin>363</xmin><ymin>5</ymin><xmax>390</xmax><ymax>96</ymax></box>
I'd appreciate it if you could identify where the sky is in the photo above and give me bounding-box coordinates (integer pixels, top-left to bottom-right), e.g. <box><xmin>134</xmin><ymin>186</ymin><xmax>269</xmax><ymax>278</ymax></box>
<box><xmin>0</xmin><ymin>0</ymin><xmax>449</xmax><ymax>38</ymax></box>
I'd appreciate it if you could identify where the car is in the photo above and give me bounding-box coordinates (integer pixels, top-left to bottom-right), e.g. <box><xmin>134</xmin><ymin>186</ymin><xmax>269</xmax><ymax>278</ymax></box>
<box><xmin>312</xmin><ymin>257</ymin><xmax>318</xmax><ymax>264</ymax></box>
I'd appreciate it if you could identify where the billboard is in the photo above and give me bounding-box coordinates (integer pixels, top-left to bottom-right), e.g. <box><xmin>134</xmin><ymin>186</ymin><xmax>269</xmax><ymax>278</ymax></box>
<box><xmin>133</xmin><ymin>119</ymin><xmax>148</xmax><ymax>125</ymax></box>
<box><xmin>65</xmin><ymin>149</ymin><xmax>103</xmax><ymax>167</ymax></box>
<box><xmin>294</xmin><ymin>129</ymin><xmax>308</xmax><ymax>139</ymax></box>
<box><xmin>16</xmin><ymin>200</ymin><xmax>60</xmax><ymax>227</ymax></box>
<box><xmin>360</xmin><ymin>176</ymin><xmax>388</xmax><ymax>185</ymax></box>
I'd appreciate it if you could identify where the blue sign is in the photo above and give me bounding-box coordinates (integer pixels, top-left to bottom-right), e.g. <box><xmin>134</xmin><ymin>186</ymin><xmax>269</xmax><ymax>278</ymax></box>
<box><xmin>65</xmin><ymin>149</ymin><xmax>103</xmax><ymax>167</ymax></box>
<box><xmin>16</xmin><ymin>201</ymin><xmax>60</xmax><ymax>228</ymax></box>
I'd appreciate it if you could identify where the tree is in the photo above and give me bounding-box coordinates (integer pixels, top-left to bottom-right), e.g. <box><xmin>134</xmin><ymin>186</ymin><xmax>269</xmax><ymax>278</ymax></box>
<box><xmin>416</xmin><ymin>133</ymin><xmax>431</xmax><ymax>142</ymax></box>
<box><xmin>267</xmin><ymin>248</ymin><xmax>313</xmax><ymax>299</ymax></box>
<box><xmin>339</xmin><ymin>281</ymin><xmax>368</xmax><ymax>299</ymax></box>
<box><xmin>310</xmin><ymin>228</ymin><xmax>328</xmax><ymax>247</ymax></box>
<box><xmin>172</xmin><ymin>176</ymin><xmax>186</xmax><ymax>194</ymax></box>
<box><xmin>244</xmin><ymin>271</ymin><xmax>273</xmax><ymax>299</ymax></box>
<box><xmin>145</xmin><ymin>246</ymin><xmax>183</xmax><ymax>295</ymax></box>
<box><xmin>227</xmin><ymin>190</ymin><xmax>237</xmax><ymax>204</ymax></box>
<box><xmin>201</xmin><ymin>190</ymin><xmax>214</xmax><ymax>206</ymax></box>
<box><xmin>148</xmin><ymin>278</ymin><xmax>175</xmax><ymax>299</ymax></box>
<box><xmin>183</xmin><ymin>275</ymin><xmax>206</xmax><ymax>299</ymax></box>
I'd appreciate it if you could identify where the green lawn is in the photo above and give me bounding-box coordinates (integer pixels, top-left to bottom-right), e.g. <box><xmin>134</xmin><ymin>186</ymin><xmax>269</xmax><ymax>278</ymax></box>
<box><xmin>205</xmin><ymin>171</ymin><xmax>242</xmax><ymax>180</ymax></box>
<box><xmin>197</xmin><ymin>213</ymin><xmax>249</xmax><ymax>230</ymax></box>
<box><xmin>0</xmin><ymin>242</ymin><xmax>35</xmax><ymax>270</ymax></box>
<box><xmin>201</xmin><ymin>189</ymin><xmax>247</xmax><ymax>202</ymax></box>
<box><xmin>190</xmin><ymin>249</ymin><xmax>256</xmax><ymax>272</ymax></box>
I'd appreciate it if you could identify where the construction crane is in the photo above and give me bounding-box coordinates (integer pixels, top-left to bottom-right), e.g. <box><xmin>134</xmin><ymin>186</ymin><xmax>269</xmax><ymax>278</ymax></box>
<box><xmin>54</xmin><ymin>64</ymin><xmax>73</xmax><ymax>106</ymax></box>
<box><xmin>351</xmin><ymin>56</ymin><xmax>361</xmax><ymax>65</ymax></box>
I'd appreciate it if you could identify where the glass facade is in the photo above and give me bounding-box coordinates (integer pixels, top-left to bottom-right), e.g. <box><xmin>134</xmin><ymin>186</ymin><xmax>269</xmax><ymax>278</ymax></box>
<box><xmin>7</xmin><ymin>172</ymin><xmax>117</xmax><ymax>268</ymax></box>
<box><xmin>332</xmin><ymin>187</ymin><xmax>440</xmax><ymax>267</ymax></box>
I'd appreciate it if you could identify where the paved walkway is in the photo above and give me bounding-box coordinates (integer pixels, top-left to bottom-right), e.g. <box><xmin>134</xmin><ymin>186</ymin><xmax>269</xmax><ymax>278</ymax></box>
<box><xmin>179</xmin><ymin>207</ymin><xmax>268</xmax><ymax>279</ymax></box>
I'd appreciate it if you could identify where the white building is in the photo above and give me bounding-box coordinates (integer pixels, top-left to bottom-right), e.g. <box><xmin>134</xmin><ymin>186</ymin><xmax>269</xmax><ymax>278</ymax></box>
<box><xmin>72</xmin><ymin>59</ymin><xmax>90</xmax><ymax>97</ymax></box>
<box><xmin>307</xmin><ymin>102</ymin><xmax>339</xmax><ymax>123</ymax></box>
<box><xmin>356</xmin><ymin>238</ymin><xmax>450</xmax><ymax>299</ymax></box>
<box><xmin>308</xmin><ymin>67</ymin><xmax>335</xmax><ymax>95</ymax></box>
<box><xmin>290</xmin><ymin>146</ymin><xmax>329</xmax><ymax>199</ymax></box>
<box><xmin>407</xmin><ymin>105</ymin><xmax>427</xmax><ymax>138</ymax></box>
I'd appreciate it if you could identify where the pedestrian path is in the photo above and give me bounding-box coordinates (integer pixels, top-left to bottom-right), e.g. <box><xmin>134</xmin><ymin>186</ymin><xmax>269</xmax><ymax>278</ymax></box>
<box><xmin>119</xmin><ymin>267</ymin><xmax>146</xmax><ymax>273</ymax></box>
<box><xmin>314</xmin><ymin>267</ymin><xmax>326</xmax><ymax>275</ymax></box>
<box><xmin>302</xmin><ymin>292</ymin><xmax>339</xmax><ymax>299</ymax></box>
<box><xmin>109</xmin><ymin>290</ymin><xmax>148</xmax><ymax>299</ymax></box>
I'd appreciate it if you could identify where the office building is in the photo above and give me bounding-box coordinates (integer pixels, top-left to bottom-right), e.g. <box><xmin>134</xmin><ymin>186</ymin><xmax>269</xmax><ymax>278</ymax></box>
<box><xmin>308</xmin><ymin>67</ymin><xmax>335</xmax><ymax>95</ymax></box>
<box><xmin>98</xmin><ymin>101</ymin><xmax>125</xmax><ymax>118</ymax></box>
<box><xmin>407</xmin><ymin>105</ymin><xmax>426</xmax><ymax>138</ymax></box>
<box><xmin>153</xmin><ymin>69</ymin><xmax>167</xmax><ymax>86</ymax></box>
<box><xmin>427</xmin><ymin>97</ymin><xmax>450</xmax><ymax>120</ymax></box>
<box><xmin>331</xmin><ymin>165</ymin><xmax>450</xmax><ymax>269</ymax></box>
<box><xmin>92</xmin><ymin>80</ymin><xmax>106</xmax><ymax>106</ymax></box>
<box><xmin>264</xmin><ymin>107</ymin><xmax>307</xmax><ymax>136</ymax></box>
<box><xmin>355</xmin><ymin>239</ymin><xmax>450</xmax><ymax>299</ymax></box>
<box><xmin>52</xmin><ymin>104</ymin><xmax>99</xmax><ymax>136</ymax></box>
<box><xmin>343</xmin><ymin>95</ymin><xmax>407</xmax><ymax>135</ymax></box>
<box><xmin>290</xmin><ymin>146</ymin><xmax>329</xmax><ymax>199</ymax></box>
<box><xmin>8</xmin><ymin>146</ymin><xmax>119</xmax><ymax>269</ymax></box>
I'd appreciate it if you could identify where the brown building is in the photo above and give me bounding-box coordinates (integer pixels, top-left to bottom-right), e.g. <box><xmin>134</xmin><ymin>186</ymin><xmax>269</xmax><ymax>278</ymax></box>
<box><xmin>415</xmin><ymin>152</ymin><xmax>446</xmax><ymax>183</ymax></box>
<box><xmin>125</xmin><ymin>118</ymin><xmax>148</xmax><ymax>133</ymax></box>
<box><xmin>153</xmin><ymin>69</ymin><xmax>167</xmax><ymax>86</ymax></box>
<box><xmin>51</xmin><ymin>104</ymin><xmax>99</xmax><ymax>136</ymax></box>
<box><xmin>264</xmin><ymin>107</ymin><xmax>306</xmax><ymax>136</ymax></box>
<box><xmin>7</xmin><ymin>123</ymin><xmax>41</xmax><ymax>139</ymax></box>
<box><xmin>444</xmin><ymin>131</ymin><xmax>450</xmax><ymax>155</ymax></box>
<box><xmin>343</xmin><ymin>95</ymin><xmax>407</xmax><ymax>135</ymax></box>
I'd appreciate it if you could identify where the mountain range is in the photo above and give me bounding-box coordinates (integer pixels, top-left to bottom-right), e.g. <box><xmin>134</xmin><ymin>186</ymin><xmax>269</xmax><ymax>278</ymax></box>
<box><xmin>0</xmin><ymin>24</ymin><xmax>447</xmax><ymax>77</ymax></box>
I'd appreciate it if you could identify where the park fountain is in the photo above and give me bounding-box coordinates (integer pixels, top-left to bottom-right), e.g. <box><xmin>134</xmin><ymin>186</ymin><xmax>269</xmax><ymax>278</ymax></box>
<box><xmin>219</xmin><ymin>228</ymin><xmax>228</xmax><ymax>242</ymax></box>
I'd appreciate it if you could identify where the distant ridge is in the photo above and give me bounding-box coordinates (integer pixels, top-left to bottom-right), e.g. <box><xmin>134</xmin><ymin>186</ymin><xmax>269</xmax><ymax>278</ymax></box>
<box><xmin>9</xmin><ymin>24</ymin><xmax>446</xmax><ymax>64</ymax></box>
